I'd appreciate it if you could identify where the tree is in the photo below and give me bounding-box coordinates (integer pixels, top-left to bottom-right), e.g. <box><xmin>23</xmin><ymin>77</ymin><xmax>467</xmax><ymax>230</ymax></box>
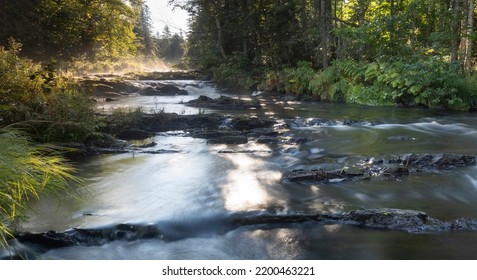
<box><xmin>0</xmin><ymin>0</ymin><xmax>142</xmax><ymax>61</ymax></box>
<box><xmin>134</xmin><ymin>3</ymin><xmax>157</xmax><ymax>58</ymax></box>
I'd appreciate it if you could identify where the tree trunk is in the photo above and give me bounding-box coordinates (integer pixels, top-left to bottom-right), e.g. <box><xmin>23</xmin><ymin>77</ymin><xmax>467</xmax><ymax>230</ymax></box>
<box><xmin>459</xmin><ymin>0</ymin><xmax>469</xmax><ymax>62</ymax></box>
<box><xmin>464</xmin><ymin>0</ymin><xmax>475</xmax><ymax>71</ymax></box>
<box><xmin>319</xmin><ymin>0</ymin><xmax>332</xmax><ymax>69</ymax></box>
<box><xmin>451</xmin><ymin>0</ymin><xmax>461</xmax><ymax>62</ymax></box>
<box><xmin>214</xmin><ymin>16</ymin><xmax>227</xmax><ymax>59</ymax></box>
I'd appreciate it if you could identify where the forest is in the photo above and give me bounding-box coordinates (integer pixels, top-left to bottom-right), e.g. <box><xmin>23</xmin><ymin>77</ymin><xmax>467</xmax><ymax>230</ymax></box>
<box><xmin>181</xmin><ymin>0</ymin><xmax>477</xmax><ymax>110</ymax></box>
<box><xmin>2</xmin><ymin>0</ymin><xmax>477</xmax><ymax>254</ymax></box>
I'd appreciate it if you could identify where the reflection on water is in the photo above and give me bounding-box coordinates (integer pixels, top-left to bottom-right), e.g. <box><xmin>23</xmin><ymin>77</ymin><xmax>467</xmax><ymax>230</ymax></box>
<box><xmin>17</xmin><ymin>80</ymin><xmax>477</xmax><ymax>259</ymax></box>
<box><xmin>218</xmin><ymin>147</ymin><xmax>282</xmax><ymax>212</ymax></box>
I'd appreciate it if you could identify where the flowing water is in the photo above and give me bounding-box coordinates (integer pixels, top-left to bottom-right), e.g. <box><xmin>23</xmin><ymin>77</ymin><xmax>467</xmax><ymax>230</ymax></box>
<box><xmin>9</xmin><ymin>80</ymin><xmax>477</xmax><ymax>259</ymax></box>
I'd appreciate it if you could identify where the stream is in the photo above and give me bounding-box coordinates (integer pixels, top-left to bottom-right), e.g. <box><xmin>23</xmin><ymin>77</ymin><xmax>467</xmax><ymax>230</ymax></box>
<box><xmin>6</xmin><ymin>79</ymin><xmax>477</xmax><ymax>259</ymax></box>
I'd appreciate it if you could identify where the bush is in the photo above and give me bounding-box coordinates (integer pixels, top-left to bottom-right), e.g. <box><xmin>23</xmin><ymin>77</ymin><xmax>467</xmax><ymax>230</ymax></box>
<box><xmin>283</xmin><ymin>61</ymin><xmax>315</xmax><ymax>95</ymax></box>
<box><xmin>0</xmin><ymin>41</ymin><xmax>96</xmax><ymax>141</ymax></box>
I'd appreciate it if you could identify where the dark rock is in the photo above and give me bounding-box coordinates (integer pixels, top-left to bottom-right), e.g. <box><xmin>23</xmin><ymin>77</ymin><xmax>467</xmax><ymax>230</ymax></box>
<box><xmin>187</xmin><ymin>95</ymin><xmax>261</xmax><ymax>109</ymax></box>
<box><xmin>132</xmin><ymin>142</ymin><xmax>157</xmax><ymax>149</ymax></box>
<box><xmin>231</xmin><ymin>116</ymin><xmax>275</xmax><ymax>130</ymax></box>
<box><xmin>285</xmin><ymin>153</ymin><xmax>476</xmax><ymax>183</ymax></box>
<box><xmin>387</xmin><ymin>153</ymin><xmax>476</xmax><ymax>170</ymax></box>
<box><xmin>284</xmin><ymin>169</ymin><xmax>363</xmax><ymax>182</ymax></box>
<box><xmin>116</xmin><ymin>129</ymin><xmax>153</xmax><ymax>140</ymax></box>
<box><xmin>450</xmin><ymin>218</ymin><xmax>477</xmax><ymax>231</ymax></box>
<box><xmin>246</xmin><ymin>128</ymin><xmax>279</xmax><ymax>138</ymax></box>
<box><xmin>143</xmin><ymin>113</ymin><xmax>226</xmax><ymax>132</ymax></box>
<box><xmin>257</xmin><ymin>135</ymin><xmax>279</xmax><ymax>144</ymax></box>
<box><xmin>139</xmin><ymin>84</ymin><xmax>188</xmax><ymax>96</ymax></box>
<box><xmin>17</xmin><ymin>223</ymin><xmax>163</xmax><ymax>248</ymax></box>
<box><xmin>344</xmin><ymin>209</ymin><xmax>430</xmax><ymax>232</ymax></box>
<box><xmin>191</xmin><ymin>130</ymin><xmax>222</xmax><ymax>139</ymax></box>
<box><xmin>105</xmin><ymin>97</ymin><xmax>116</xmax><ymax>102</ymax></box>
<box><xmin>82</xmin><ymin>79</ymin><xmax>142</xmax><ymax>97</ymax></box>
<box><xmin>14</xmin><ymin>208</ymin><xmax>477</xmax><ymax>254</ymax></box>
<box><xmin>290</xmin><ymin>117</ymin><xmax>371</xmax><ymax>128</ymax></box>
<box><xmin>207</xmin><ymin>136</ymin><xmax>248</xmax><ymax>145</ymax></box>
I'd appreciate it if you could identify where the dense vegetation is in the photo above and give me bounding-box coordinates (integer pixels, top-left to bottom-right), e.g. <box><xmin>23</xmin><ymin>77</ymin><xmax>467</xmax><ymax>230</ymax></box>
<box><xmin>0</xmin><ymin>0</ymin><xmax>185</xmax><ymax>71</ymax></box>
<box><xmin>178</xmin><ymin>0</ymin><xmax>477</xmax><ymax>110</ymax></box>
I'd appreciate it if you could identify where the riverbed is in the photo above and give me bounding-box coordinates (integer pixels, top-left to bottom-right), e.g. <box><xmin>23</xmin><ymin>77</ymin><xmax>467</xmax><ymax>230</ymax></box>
<box><xmin>10</xmin><ymin>79</ymin><xmax>477</xmax><ymax>259</ymax></box>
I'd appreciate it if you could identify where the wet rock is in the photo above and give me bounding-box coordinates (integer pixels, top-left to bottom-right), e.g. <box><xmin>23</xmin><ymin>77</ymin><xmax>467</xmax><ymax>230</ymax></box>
<box><xmin>13</xmin><ymin>208</ymin><xmax>477</xmax><ymax>253</ymax></box>
<box><xmin>106</xmin><ymin>112</ymin><xmax>226</xmax><ymax>133</ymax></box>
<box><xmin>387</xmin><ymin>153</ymin><xmax>476</xmax><ymax>170</ymax></box>
<box><xmin>290</xmin><ymin>118</ymin><xmax>371</xmax><ymax>128</ymax></box>
<box><xmin>139</xmin><ymin>84</ymin><xmax>188</xmax><ymax>96</ymax></box>
<box><xmin>245</xmin><ymin>127</ymin><xmax>279</xmax><ymax>138</ymax></box>
<box><xmin>17</xmin><ymin>223</ymin><xmax>163</xmax><ymax>248</ymax></box>
<box><xmin>344</xmin><ymin>209</ymin><xmax>430</xmax><ymax>232</ymax></box>
<box><xmin>450</xmin><ymin>218</ymin><xmax>477</xmax><ymax>231</ymax></box>
<box><xmin>190</xmin><ymin>130</ymin><xmax>241</xmax><ymax>140</ymax></box>
<box><xmin>81</xmin><ymin>79</ymin><xmax>141</xmax><ymax>97</ymax></box>
<box><xmin>131</xmin><ymin>142</ymin><xmax>157</xmax><ymax>149</ymax></box>
<box><xmin>207</xmin><ymin>136</ymin><xmax>248</xmax><ymax>145</ymax></box>
<box><xmin>284</xmin><ymin>169</ymin><xmax>363</xmax><ymax>182</ymax></box>
<box><xmin>116</xmin><ymin>128</ymin><xmax>153</xmax><ymax>140</ymax></box>
<box><xmin>187</xmin><ymin>95</ymin><xmax>261</xmax><ymax>109</ymax></box>
<box><xmin>285</xmin><ymin>153</ymin><xmax>476</xmax><ymax>183</ymax></box>
<box><xmin>257</xmin><ymin>136</ymin><xmax>280</xmax><ymax>144</ymax></box>
<box><xmin>231</xmin><ymin>116</ymin><xmax>275</xmax><ymax>130</ymax></box>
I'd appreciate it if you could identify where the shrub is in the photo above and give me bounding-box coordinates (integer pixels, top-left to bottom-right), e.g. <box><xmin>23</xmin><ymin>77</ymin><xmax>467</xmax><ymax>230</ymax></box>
<box><xmin>0</xmin><ymin>41</ymin><xmax>96</xmax><ymax>142</ymax></box>
<box><xmin>283</xmin><ymin>61</ymin><xmax>315</xmax><ymax>95</ymax></box>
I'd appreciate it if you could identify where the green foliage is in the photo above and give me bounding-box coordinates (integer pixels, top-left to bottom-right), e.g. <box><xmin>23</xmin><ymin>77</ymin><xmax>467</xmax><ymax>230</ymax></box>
<box><xmin>0</xmin><ymin>0</ymin><xmax>143</xmax><ymax>61</ymax></box>
<box><xmin>0</xmin><ymin>128</ymin><xmax>80</xmax><ymax>246</ymax></box>
<box><xmin>0</xmin><ymin>41</ymin><xmax>96</xmax><ymax>142</ymax></box>
<box><xmin>211</xmin><ymin>53</ymin><xmax>260</xmax><ymax>90</ymax></box>
<box><xmin>283</xmin><ymin>61</ymin><xmax>315</xmax><ymax>95</ymax></box>
<box><xmin>304</xmin><ymin>57</ymin><xmax>477</xmax><ymax>109</ymax></box>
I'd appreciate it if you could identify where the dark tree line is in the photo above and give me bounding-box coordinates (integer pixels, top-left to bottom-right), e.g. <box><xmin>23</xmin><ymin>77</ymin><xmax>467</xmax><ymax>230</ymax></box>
<box><xmin>176</xmin><ymin>0</ymin><xmax>477</xmax><ymax>72</ymax></box>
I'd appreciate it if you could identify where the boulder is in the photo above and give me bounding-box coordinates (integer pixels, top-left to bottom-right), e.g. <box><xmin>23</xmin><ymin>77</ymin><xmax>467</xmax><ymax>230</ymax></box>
<box><xmin>139</xmin><ymin>84</ymin><xmax>188</xmax><ymax>96</ymax></box>
<box><xmin>231</xmin><ymin>116</ymin><xmax>275</xmax><ymax>130</ymax></box>
<box><xmin>187</xmin><ymin>95</ymin><xmax>261</xmax><ymax>109</ymax></box>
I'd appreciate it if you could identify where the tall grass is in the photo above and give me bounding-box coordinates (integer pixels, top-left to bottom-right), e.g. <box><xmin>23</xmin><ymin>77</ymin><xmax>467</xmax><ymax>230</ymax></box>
<box><xmin>0</xmin><ymin>128</ymin><xmax>80</xmax><ymax>246</ymax></box>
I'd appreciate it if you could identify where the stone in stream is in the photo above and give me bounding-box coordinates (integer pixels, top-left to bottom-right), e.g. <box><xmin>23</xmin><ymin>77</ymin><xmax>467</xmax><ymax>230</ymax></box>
<box><xmin>284</xmin><ymin>153</ymin><xmax>476</xmax><ymax>183</ymax></box>
<box><xmin>187</xmin><ymin>95</ymin><xmax>261</xmax><ymax>109</ymax></box>
<box><xmin>231</xmin><ymin>116</ymin><xmax>275</xmax><ymax>130</ymax></box>
<box><xmin>139</xmin><ymin>84</ymin><xmax>188</xmax><ymax>96</ymax></box>
<box><xmin>207</xmin><ymin>135</ymin><xmax>248</xmax><ymax>145</ymax></box>
<box><xmin>12</xmin><ymin>208</ymin><xmax>477</xmax><ymax>254</ymax></box>
<box><xmin>387</xmin><ymin>153</ymin><xmax>476</xmax><ymax>170</ymax></box>
<box><xmin>343</xmin><ymin>208</ymin><xmax>435</xmax><ymax>232</ymax></box>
